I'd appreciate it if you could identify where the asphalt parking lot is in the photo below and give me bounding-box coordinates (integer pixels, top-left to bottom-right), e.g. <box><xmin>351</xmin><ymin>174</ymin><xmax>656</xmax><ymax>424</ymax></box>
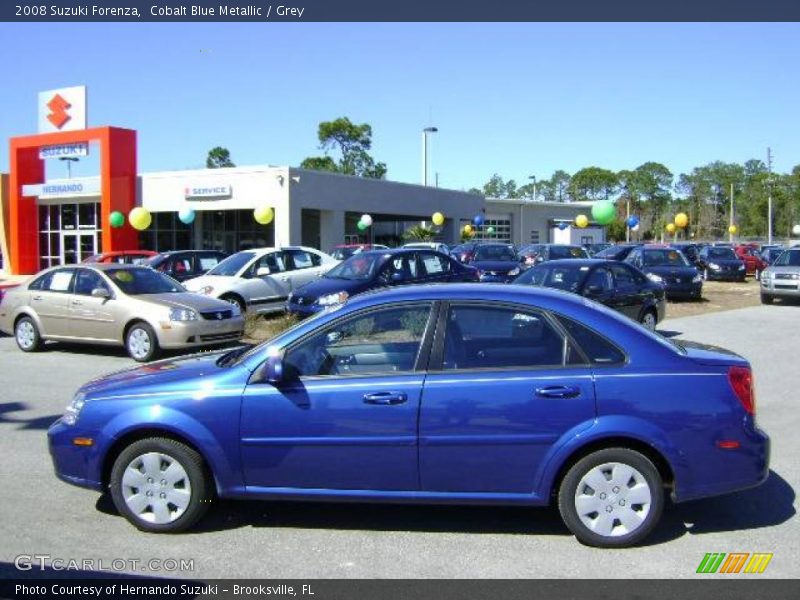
<box><xmin>0</xmin><ymin>305</ymin><xmax>797</xmax><ymax>579</ymax></box>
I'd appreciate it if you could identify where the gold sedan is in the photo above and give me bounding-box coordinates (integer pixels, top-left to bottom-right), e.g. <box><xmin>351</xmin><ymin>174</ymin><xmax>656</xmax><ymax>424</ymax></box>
<box><xmin>0</xmin><ymin>264</ymin><xmax>245</xmax><ymax>362</ymax></box>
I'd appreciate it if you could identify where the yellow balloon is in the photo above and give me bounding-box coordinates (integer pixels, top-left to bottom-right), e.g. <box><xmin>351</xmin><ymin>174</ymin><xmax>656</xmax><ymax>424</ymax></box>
<box><xmin>463</xmin><ymin>224</ymin><xmax>473</xmax><ymax>235</ymax></box>
<box><xmin>666</xmin><ymin>223</ymin><xmax>676</xmax><ymax>234</ymax></box>
<box><xmin>432</xmin><ymin>212</ymin><xmax>445</xmax><ymax>226</ymax></box>
<box><xmin>253</xmin><ymin>206</ymin><xmax>274</xmax><ymax>225</ymax></box>
<box><xmin>575</xmin><ymin>214</ymin><xmax>589</xmax><ymax>228</ymax></box>
<box><xmin>128</xmin><ymin>207</ymin><xmax>152</xmax><ymax>231</ymax></box>
<box><xmin>674</xmin><ymin>213</ymin><xmax>689</xmax><ymax>228</ymax></box>
<box><xmin>729</xmin><ymin>225</ymin><xmax>738</xmax><ymax>234</ymax></box>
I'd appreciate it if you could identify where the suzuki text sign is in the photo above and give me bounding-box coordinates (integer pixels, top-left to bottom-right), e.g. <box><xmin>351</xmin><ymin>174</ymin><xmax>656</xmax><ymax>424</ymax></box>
<box><xmin>38</xmin><ymin>142</ymin><xmax>89</xmax><ymax>160</ymax></box>
<box><xmin>38</xmin><ymin>86</ymin><xmax>87</xmax><ymax>133</ymax></box>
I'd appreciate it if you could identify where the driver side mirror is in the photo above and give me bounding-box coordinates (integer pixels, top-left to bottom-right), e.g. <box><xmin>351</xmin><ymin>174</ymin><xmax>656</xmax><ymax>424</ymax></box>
<box><xmin>256</xmin><ymin>267</ymin><xmax>271</xmax><ymax>277</ymax></box>
<box><xmin>91</xmin><ymin>287</ymin><xmax>111</xmax><ymax>299</ymax></box>
<box><xmin>262</xmin><ymin>353</ymin><xmax>285</xmax><ymax>384</ymax></box>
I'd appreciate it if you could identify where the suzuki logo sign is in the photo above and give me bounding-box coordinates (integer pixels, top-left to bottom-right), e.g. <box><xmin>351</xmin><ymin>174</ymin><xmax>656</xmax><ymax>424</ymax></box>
<box><xmin>38</xmin><ymin>86</ymin><xmax>87</xmax><ymax>133</ymax></box>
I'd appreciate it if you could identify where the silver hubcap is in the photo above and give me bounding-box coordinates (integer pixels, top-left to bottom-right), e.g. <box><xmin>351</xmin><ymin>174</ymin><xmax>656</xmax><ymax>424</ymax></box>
<box><xmin>642</xmin><ymin>312</ymin><xmax>656</xmax><ymax>331</ymax></box>
<box><xmin>16</xmin><ymin>321</ymin><xmax>35</xmax><ymax>349</ymax></box>
<box><xmin>574</xmin><ymin>462</ymin><xmax>652</xmax><ymax>538</ymax></box>
<box><xmin>121</xmin><ymin>452</ymin><xmax>191</xmax><ymax>524</ymax></box>
<box><xmin>128</xmin><ymin>328</ymin><xmax>151</xmax><ymax>360</ymax></box>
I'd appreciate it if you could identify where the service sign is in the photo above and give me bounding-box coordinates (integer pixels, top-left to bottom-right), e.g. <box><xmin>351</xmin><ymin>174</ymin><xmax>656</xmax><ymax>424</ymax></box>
<box><xmin>37</xmin><ymin>85</ymin><xmax>87</xmax><ymax>133</ymax></box>
<box><xmin>38</xmin><ymin>142</ymin><xmax>90</xmax><ymax>160</ymax></box>
<box><xmin>184</xmin><ymin>184</ymin><xmax>232</xmax><ymax>199</ymax></box>
<box><xmin>22</xmin><ymin>177</ymin><xmax>101</xmax><ymax>198</ymax></box>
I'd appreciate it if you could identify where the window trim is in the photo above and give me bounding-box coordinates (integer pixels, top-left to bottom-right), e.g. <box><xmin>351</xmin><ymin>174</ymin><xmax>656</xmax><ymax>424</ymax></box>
<box><xmin>553</xmin><ymin>312</ymin><xmax>630</xmax><ymax>368</ymax></box>
<box><xmin>278</xmin><ymin>300</ymin><xmax>441</xmax><ymax>382</ymax></box>
<box><xmin>427</xmin><ymin>300</ymin><xmax>586</xmax><ymax>374</ymax></box>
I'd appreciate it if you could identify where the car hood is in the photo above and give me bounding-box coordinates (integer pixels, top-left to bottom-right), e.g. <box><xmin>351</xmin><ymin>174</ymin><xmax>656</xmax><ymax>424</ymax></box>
<box><xmin>294</xmin><ymin>276</ymin><xmax>371</xmax><ymax>299</ymax></box>
<box><xmin>137</xmin><ymin>292</ymin><xmax>234</xmax><ymax>312</ymax></box>
<box><xmin>677</xmin><ymin>340</ymin><xmax>748</xmax><ymax>367</ymax></box>
<box><xmin>78</xmin><ymin>348</ymin><xmax>244</xmax><ymax>400</ymax></box>
<box><xmin>766</xmin><ymin>266</ymin><xmax>800</xmax><ymax>275</ymax></box>
<box><xmin>471</xmin><ymin>260</ymin><xmax>520</xmax><ymax>272</ymax></box>
<box><xmin>643</xmin><ymin>265</ymin><xmax>698</xmax><ymax>277</ymax></box>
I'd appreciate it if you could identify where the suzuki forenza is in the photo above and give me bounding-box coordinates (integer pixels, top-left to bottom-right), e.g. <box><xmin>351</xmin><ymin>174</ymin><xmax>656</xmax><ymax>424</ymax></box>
<box><xmin>47</xmin><ymin>284</ymin><xmax>769</xmax><ymax>547</ymax></box>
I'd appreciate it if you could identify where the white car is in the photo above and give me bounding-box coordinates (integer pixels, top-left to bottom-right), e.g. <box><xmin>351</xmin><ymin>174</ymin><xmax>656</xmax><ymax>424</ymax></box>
<box><xmin>403</xmin><ymin>242</ymin><xmax>450</xmax><ymax>255</ymax></box>
<box><xmin>184</xmin><ymin>246</ymin><xmax>337</xmax><ymax>314</ymax></box>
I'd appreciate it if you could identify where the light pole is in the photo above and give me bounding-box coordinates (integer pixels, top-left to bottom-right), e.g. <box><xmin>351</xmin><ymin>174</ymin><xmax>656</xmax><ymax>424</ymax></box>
<box><xmin>59</xmin><ymin>156</ymin><xmax>79</xmax><ymax>179</ymax></box>
<box><xmin>767</xmin><ymin>147</ymin><xmax>774</xmax><ymax>245</ymax></box>
<box><xmin>528</xmin><ymin>175</ymin><xmax>536</xmax><ymax>202</ymax></box>
<box><xmin>421</xmin><ymin>127</ymin><xmax>438</xmax><ymax>186</ymax></box>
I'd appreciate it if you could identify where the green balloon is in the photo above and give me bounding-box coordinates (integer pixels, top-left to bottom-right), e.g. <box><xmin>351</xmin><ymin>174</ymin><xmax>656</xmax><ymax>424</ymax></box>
<box><xmin>357</xmin><ymin>221</ymin><xmax>368</xmax><ymax>231</ymax></box>
<box><xmin>591</xmin><ymin>200</ymin><xmax>616</xmax><ymax>225</ymax></box>
<box><xmin>109</xmin><ymin>211</ymin><xmax>125</xmax><ymax>228</ymax></box>
<box><xmin>487</xmin><ymin>226</ymin><xmax>495</xmax><ymax>234</ymax></box>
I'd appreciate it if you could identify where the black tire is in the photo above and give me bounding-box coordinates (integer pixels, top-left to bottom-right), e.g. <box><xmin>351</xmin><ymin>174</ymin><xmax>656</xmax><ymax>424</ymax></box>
<box><xmin>125</xmin><ymin>322</ymin><xmax>160</xmax><ymax>362</ymax></box>
<box><xmin>14</xmin><ymin>316</ymin><xmax>43</xmax><ymax>352</ymax></box>
<box><xmin>638</xmin><ymin>308</ymin><xmax>657</xmax><ymax>332</ymax></box>
<box><xmin>558</xmin><ymin>448</ymin><xmax>664</xmax><ymax>548</ymax></box>
<box><xmin>761</xmin><ymin>294</ymin><xmax>774</xmax><ymax>305</ymax></box>
<box><xmin>109</xmin><ymin>437</ymin><xmax>214</xmax><ymax>533</ymax></box>
<box><xmin>221</xmin><ymin>294</ymin><xmax>246</xmax><ymax>314</ymax></box>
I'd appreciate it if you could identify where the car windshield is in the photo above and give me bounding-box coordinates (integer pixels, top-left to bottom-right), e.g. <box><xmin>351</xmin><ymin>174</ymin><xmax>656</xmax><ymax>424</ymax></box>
<box><xmin>207</xmin><ymin>252</ymin><xmax>256</xmax><ymax>276</ymax></box>
<box><xmin>515</xmin><ymin>264</ymin><xmax>587</xmax><ymax>292</ymax></box>
<box><xmin>325</xmin><ymin>253</ymin><xmax>384</xmax><ymax>280</ymax></box>
<box><xmin>550</xmin><ymin>246</ymin><xmax>588</xmax><ymax>259</ymax></box>
<box><xmin>643</xmin><ymin>249</ymin><xmax>688</xmax><ymax>266</ymax></box>
<box><xmin>474</xmin><ymin>245</ymin><xmax>516</xmax><ymax>261</ymax></box>
<box><xmin>707</xmin><ymin>248</ymin><xmax>736</xmax><ymax>260</ymax></box>
<box><xmin>331</xmin><ymin>247</ymin><xmax>359</xmax><ymax>260</ymax></box>
<box><xmin>774</xmin><ymin>251</ymin><xmax>800</xmax><ymax>267</ymax></box>
<box><xmin>106</xmin><ymin>268</ymin><xmax>185</xmax><ymax>295</ymax></box>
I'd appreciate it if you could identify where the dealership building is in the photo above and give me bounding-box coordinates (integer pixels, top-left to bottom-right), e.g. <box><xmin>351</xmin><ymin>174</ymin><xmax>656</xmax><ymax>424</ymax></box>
<box><xmin>0</xmin><ymin>86</ymin><xmax>600</xmax><ymax>276</ymax></box>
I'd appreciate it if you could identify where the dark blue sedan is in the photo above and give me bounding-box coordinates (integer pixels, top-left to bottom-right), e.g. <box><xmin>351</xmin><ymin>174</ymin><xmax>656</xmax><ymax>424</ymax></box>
<box><xmin>466</xmin><ymin>243</ymin><xmax>522</xmax><ymax>282</ymax></box>
<box><xmin>625</xmin><ymin>245</ymin><xmax>703</xmax><ymax>300</ymax></box>
<box><xmin>286</xmin><ymin>249</ymin><xmax>478</xmax><ymax>317</ymax></box>
<box><xmin>48</xmin><ymin>284</ymin><xmax>769</xmax><ymax>547</ymax></box>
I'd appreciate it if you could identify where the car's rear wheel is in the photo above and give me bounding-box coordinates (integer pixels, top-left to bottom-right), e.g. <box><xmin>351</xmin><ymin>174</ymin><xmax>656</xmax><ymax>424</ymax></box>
<box><xmin>558</xmin><ymin>448</ymin><xmax>664</xmax><ymax>548</ymax></box>
<box><xmin>15</xmin><ymin>316</ymin><xmax>43</xmax><ymax>352</ymax></box>
<box><xmin>639</xmin><ymin>309</ymin><xmax>657</xmax><ymax>332</ymax></box>
<box><xmin>109</xmin><ymin>438</ymin><xmax>214</xmax><ymax>533</ymax></box>
<box><xmin>126</xmin><ymin>322</ymin><xmax>160</xmax><ymax>362</ymax></box>
<box><xmin>761</xmin><ymin>293</ymin><xmax>774</xmax><ymax>305</ymax></box>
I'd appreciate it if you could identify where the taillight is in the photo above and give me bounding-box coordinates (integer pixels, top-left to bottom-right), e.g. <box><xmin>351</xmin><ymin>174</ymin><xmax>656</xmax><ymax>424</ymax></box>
<box><xmin>728</xmin><ymin>366</ymin><xmax>755</xmax><ymax>415</ymax></box>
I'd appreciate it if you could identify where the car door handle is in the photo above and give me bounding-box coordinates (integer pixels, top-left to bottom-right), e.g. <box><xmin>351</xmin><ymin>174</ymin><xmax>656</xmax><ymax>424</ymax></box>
<box><xmin>535</xmin><ymin>385</ymin><xmax>581</xmax><ymax>399</ymax></box>
<box><xmin>279</xmin><ymin>276</ymin><xmax>290</xmax><ymax>282</ymax></box>
<box><xmin>363</xmin><ymin>392</ymin><xmax>408</xmax><ymax>405</ymax></box>
<box><xmin>32</xmin><ymin>295</ymin><xmax>43</xmax><ymax>301</ymax></box>
<box><xmin>71</xmin><ymin>299</ymin><xmax>82</xmax><ymax>305</ymax></box>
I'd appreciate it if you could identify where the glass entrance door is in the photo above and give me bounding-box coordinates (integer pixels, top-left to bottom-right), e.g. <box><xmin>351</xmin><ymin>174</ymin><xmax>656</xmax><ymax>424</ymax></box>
<box><xmin>61</xmin><ymin>232</ymin><xmax>98</xmax><ymax>264</ymax></box>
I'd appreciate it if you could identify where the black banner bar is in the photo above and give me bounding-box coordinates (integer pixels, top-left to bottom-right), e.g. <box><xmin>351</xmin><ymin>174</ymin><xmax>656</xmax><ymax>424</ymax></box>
<box><xmin>2</xmin><ymin>0</ymin><xmax>800</xmax><ymax>22</ymax></box>
<box><xmin>2</xmin><ymin>579</ymin><xmax>800</xmax><ymax>600</ymax></box>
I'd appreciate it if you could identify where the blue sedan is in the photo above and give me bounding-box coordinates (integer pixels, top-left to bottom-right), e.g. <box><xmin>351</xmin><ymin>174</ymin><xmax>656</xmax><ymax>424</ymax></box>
<box><xmin>48</xmin><ymin>284</ymin><xmax>769</xmax><ymax>547</ymax></box>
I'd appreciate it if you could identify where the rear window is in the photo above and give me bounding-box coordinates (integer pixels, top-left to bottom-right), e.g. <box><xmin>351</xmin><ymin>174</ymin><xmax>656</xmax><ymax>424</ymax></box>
<box><xmin>556</xmin><ymin>315</ymin><xmax>626</xmax><ymax>365</ymax></box>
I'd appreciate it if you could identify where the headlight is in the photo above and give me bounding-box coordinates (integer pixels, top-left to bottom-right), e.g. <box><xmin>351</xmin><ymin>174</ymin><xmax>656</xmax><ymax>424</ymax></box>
<box><xmin>169</xmin><ymin>308</ymin><xmax>198</xmax><ymax>321</ymax></box>
<box><xmin>738</xmin><ymin>264</ymin><xmax>745</xmax><ymax>270</ymax></box>
<box><xmin>316</xmin><ymin>291</ymin><xmax>349</xmax><ymax>306</ymax></box>
<box><xmin>197</xmin><ymin>286</ymin><xmax>214</xmax><ymax>295</ymax></box>
<box><xmin>508</xmin><ymin>267</ymin><xmax>520</xmax><ymax>277</ymax></box>
<box><xmin>63</xmin><ymin>392</ymin><xmax>86</xmax><ymax>426</ymax></box>
<box><xmin>646</xmin><ymin>273</ymin><xmax>663</xmax><ymax>283</ymax></box>
<box><xmin>709</xmin><ymin>262</ymin><xmax>720</xmax><ymax>270</ymax></box>
<box><xmin>692</xmin><ymin>274</ymin><xmax>703</xmax><ymax>283</ymax></box>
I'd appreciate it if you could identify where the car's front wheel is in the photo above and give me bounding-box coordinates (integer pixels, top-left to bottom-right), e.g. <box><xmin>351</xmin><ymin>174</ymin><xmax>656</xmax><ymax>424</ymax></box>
<box><xmin>109</xmin><ymin>438</ymin><xmax>214</xmax><ymax>533</ymax></box>
<box><xmin>558</xmin><ymin>448</ymin><xmax>664</xmax><ymax>548</ymax></box>
<box><xmin>15</xmin><ymin>316</ymin><xmax>43</xmax><ymax>352</ymax></box>
<box><xmin>639</xmin><ymin>309</ymin><xmax>657</xmax><ymax>332</ymax></box>
<box><xmin>125</xmin><ymin>322</ymin><xmax>160</xmax><ymax>362</ymax></box>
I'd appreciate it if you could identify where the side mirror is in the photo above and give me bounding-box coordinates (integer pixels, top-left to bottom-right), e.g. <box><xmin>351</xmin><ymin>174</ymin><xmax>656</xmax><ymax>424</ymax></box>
<box><xmin>256</xmin><ymin>267</ymin><xmax>271</xmax><ymax>277</ymax></box>
<box><xmin>391</xmin><ymin>272</ymin><xmax>406</xmax><ymax>283</ymax></box>
<box><xmin>262</xmin><ymin>354</ymin><xmax>284</xmax><ymax>384</ymax></box>
<box><xmin>91</xmin><ymin>288</ymin><xmax>111</xmax><ymax>299</ymax></box>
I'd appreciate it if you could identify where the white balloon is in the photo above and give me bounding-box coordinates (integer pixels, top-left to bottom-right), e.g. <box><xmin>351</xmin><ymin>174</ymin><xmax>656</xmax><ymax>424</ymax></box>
<box><xmin>793</xmin><ymin>224</ymin><xmax>800</xmax><ymax>236</ymax></box>
<box><xmin>360</xmin><ymin>214</ymin><xmax>373</xmax><ymax>227</ymax></box>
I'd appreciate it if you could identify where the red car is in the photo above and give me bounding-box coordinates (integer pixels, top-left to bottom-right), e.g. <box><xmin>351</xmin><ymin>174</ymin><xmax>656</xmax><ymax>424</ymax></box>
<box><xmin>734</xmin><ymin>245</ymin><xmax>767</xmax><ymax>279</ymax></box>
<box><xmin>82</xmin><ymin>250</ymin><xmax>158</xmax><ymax>265</ymax></box>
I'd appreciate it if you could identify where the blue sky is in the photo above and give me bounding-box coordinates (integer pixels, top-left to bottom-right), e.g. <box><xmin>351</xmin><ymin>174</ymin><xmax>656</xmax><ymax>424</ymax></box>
<box><xmin>2</xmin><ymin>23</ymin><xmax>799</xmax><ymax>190</ymax></box>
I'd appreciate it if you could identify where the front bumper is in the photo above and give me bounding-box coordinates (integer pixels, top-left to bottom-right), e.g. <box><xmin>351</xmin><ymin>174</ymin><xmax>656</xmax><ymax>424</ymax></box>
<box><xmin>155</xmin><ymin>316</ymin><xmax>245</xmax><ymax>349</ymax></box>
<box><xmin>48</xmin><ymin>418</ymin><xmax>104</xmax><ymax>491</ymax></box>
<box><xmin>286</xmin><ymin>300</ymin><xmax>325</xmax><ymax>317</ymax></box>
<box><xmin>664</xmin><ymin>280</ymin><xmax>703</xmax><ymax>299</ymax></box>
<box><xmin>761</xmin><ymin>278</ymin><xmax>800</xmax><ymax>297</ymax></box>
